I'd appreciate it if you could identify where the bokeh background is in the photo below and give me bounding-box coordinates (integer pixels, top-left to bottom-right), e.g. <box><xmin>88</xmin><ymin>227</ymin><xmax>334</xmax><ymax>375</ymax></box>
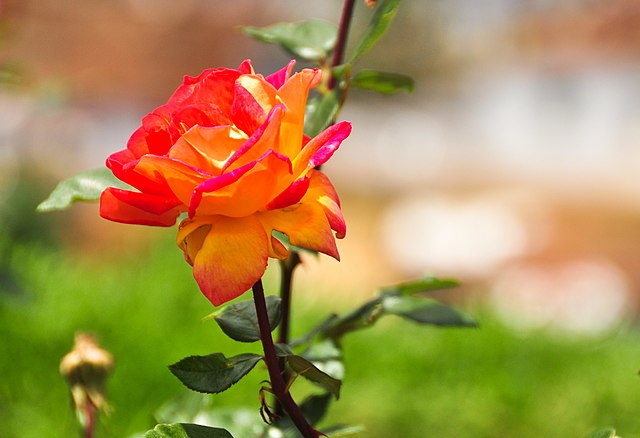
<box><xmin>2</xmin><ymin>1</ymin><xmax>640</xmax><ymax>437</ymax></box>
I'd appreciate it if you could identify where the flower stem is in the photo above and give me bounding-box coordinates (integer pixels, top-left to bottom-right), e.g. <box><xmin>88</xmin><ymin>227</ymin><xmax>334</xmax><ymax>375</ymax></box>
<box><xmin>278</xmin><ymin>252</ymin><xmax>302</xmax><ymax>347</ymax></box>
<box><xmin>252</xmin><ymin>280</ymin><xmax>319</xmax><ymax>438</ymax></box>
<box><xmin>328</xmin><ymin>0</ymin><xmax>356</xmax><ymax>90</ymax></box>
<box><xmin>274</xmin><ymin>252</ymin><xmax>302</xmax><ymax>417</ymax></box>
<box><xmin>83</xmin><ymin>400</ymin><xmax>96</xmax><ymax>438</ymax></box>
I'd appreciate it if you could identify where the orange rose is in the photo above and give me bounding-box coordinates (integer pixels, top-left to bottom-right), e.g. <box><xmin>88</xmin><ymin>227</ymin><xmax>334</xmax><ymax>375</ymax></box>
<box><xmin>100</xmin><ymin>60</ymin><xmax>351</xmax><ymax>305</ymax></box>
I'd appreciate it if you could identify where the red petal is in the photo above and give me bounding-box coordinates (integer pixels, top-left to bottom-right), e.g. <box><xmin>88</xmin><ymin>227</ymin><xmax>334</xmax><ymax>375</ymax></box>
<box><xmin>100</xmin><ymin>188</ymin><xmax>181</xmax><ymax>226</ymax></box>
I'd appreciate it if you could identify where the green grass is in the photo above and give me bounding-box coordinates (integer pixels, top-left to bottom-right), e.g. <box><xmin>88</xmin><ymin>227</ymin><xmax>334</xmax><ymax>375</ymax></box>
<box><xmin>1</xmin><ymin>235</ymin><xmax>640</xmax><ymax>438</ymax></box>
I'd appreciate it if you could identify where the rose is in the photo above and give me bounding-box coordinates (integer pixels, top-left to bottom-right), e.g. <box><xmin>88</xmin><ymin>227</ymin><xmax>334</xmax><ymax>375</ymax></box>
<box><xmin>100</xmin><ymin>60</ymin><xmax>351</xmax><ymax>305</ymax></box>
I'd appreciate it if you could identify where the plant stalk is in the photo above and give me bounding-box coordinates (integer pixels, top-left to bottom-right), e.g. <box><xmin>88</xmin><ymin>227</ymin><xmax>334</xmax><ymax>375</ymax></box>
<box><xmin>274</xmin><ymin>252</ymin><xmax>302</xmax><ymax>417</ymax></box>
<box><xmin>328</xmin><ymin>0</ymin><xmax>356</xmax><ymax>90</ymax></box>
<box><xmin>278</xmin><ymin>252</ymin><xmax>301</xmax><ymax>347</ymax></box>
<box><xmin>252</xmin><ymin>280</ymin><xmax>319</xmax><ymax>438</ymax></box>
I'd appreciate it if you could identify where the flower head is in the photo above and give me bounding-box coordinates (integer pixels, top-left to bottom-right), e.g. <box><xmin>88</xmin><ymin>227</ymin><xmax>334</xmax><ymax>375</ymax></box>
<box><xmin>100</xmin><ymin>60</ymin><xmax>351</xmax><ymax>305</ymax></box>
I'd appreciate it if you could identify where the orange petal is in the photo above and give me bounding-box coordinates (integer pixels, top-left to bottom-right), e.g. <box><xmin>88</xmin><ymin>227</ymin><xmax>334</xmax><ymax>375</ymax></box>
<box><xmin>221</xmin><ymin>105</ymin><xmax>284</xmax><ymax>174</ymax></box>
<box><xmin>134</xmin><ymin>155</ymin><xmax>207</xmax><ymax>205</ymax></box>
<box><xmin>292</xmin><ymin>121</ymin><xmax>351</xmax><ymax>177</ymax></box>
<box><xmin>237</xmin><ymin>74</ymin><xmax>278</xmax><ymax>114</ymax></box>
<box><xmin>276</xmin><ymin>68</ymin><xmax>322</xmax><ymax>158</ymax></box>
<box><xmin>168</xmin><ymin>125</ymin><xmax>247</xmax><ymax>175</ymax></box>
<box><xmin>304</xmin><ymin>170</ymin><xmax>346</xmax><ymax>239</ymax></box>
<box><xmin>191</xmin><ymin>150</ymin><xmax>293</xmax><ymax>218</ymax></box>
<box><xmin>259</xmin><ymin>201</ymin><xmax>339</xmax><ymax>260</ymax></box>
<box><xmin>179</xmin><ymin>215</ymin><xmax>269</xmax><ymax>306</ymax></box>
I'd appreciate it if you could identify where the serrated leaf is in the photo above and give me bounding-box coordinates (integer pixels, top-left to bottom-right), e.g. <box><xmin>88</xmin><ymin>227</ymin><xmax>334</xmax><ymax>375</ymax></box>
<box><xmin>585</xmin><ymin>428</ymin><xmax>618</xmax><ymax>438</ymax></box>
<box><xmin>381</xmin><ymin>276</ymin><xmax>460</xmax><ymax>296</ymax></box>
<box><xmin>214</xmin><ymin>296</ymin><xmax>281</xmax><ymax>343</ymax></box>
<box><xmin>279</xmin><ymin>353</ymin><xmax>341</xmax><ymax>399</ymax></box>
<box><xmin>37</xmin><ymin>168</ymin><xmax>130</xmax><ymax>212</ymax></box>
<box><xmin>351</xmin><ymin>70</ymin><xmax>414</xmax><ymax>94</ymax></box>
<box><xmin>242</xmin><ymin>20</ymin><xmax>337</xmax><ymax>61</ymax></box>
<box><xmin>304</xmin><ymin>91</ymin><xmax>340</xmax><ymax>137</ymax></box>
<box><xmin>382</xmin><ymin>295</ymin><xmax>476</xmax><ymax>327</ymax></box>
<box><xmin>349</xmin><ymin>0</ymin><xmax>401</xmax><ymax>63</ymax></box>
<box><xmin>169</xmin><ymin>353</ymin><xmax>262</xmax><ymax>394</ymax></box>
<box><xmin>143</xmin><ymin>423</ymin><xmax>233</xmax><ymax>438</ymax></box>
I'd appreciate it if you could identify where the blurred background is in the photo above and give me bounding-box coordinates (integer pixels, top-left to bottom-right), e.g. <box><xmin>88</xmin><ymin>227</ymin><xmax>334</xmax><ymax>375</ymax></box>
<box><xmin>2</xmin><ymin>0</ymin><xmax>640</xmax><ymax>437</ymax></box>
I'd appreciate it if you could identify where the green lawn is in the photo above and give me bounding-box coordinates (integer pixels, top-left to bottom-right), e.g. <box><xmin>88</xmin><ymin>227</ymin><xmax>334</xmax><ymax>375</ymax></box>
<box><xmin>1</xmin><ymin>234</ymin><xmax>639</xmax><ymax>438</ymax></box>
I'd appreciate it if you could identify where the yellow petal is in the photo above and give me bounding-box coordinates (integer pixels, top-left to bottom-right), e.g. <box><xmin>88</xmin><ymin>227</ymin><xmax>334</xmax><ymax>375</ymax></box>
<box><xmin>169</xmin><ymin>125</ymin><xmax>247</xmax><ymax>175</ymax></box>
<box><xmin>276</xmin><ymin>69</ymin><xmax>322</xmax><ymax>158</ymax></box>
<box><xmin>180</xmin><ymin>215</ymin><xmax>269</xmax><ymax>306</ymax></box>
<box><xmin>258</xmin><ymin>201</ymin><xmax>339</xmax><ymax>260</ymax></box>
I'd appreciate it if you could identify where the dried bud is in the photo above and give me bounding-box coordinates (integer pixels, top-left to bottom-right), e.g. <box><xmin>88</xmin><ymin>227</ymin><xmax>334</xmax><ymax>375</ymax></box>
<box><xmin>60</xmin><ymin>333</ymin><xmax>114</xmax><ymax>415</ymax></box>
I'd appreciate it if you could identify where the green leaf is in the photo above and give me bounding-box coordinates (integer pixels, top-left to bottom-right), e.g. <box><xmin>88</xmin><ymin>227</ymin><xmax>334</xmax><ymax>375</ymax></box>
<box><xmin>381</xmin><ymin>276</ymin><xmax>460</xmax><ymax>295</ymax></box>
<box><xmin>320</xmin><ymin>298</ymin><xmax>384</xmax><ymax>340</ymax></box>
<box><xmin>351</xmin><ymin>70</ymin><xmax>414</xmax><ymax>94</ymax></box>
<box><xmin>169</xmin><ymin>353</ymin><xmax>262</xmax><ymax>394</ymax></box>
<box><xmin>242</xmin><ymin>20</ymin><xmax>337</xmax><ymax>61</ymax></box>
<box><xmin>302</xmin><ymin>339</ymin><xmax>344</xmax><ymax>380</ymax></box>
<box><xmin>214</xmin><ymin>296</ymin><xmax>281</xmax><ymax>343</ymax></box>
<box><xmin>299</xmin><ymin>393</ymin><xmax>333</xmax><ymax>426</ymax></box>
<box><xmin>304</xmin><ymin>91</ymin><xmax>340</xmax><ymax>138</ymax></box>
<box><xmin>382</xmin><ymin>295</ymin><xmax>477</xmax><ymax>327</ymax></box>
<box><xmin>585</xmin><ymin>428</ymin><xmax>618</xmax><ymax>438</ymax></box>
<box><xmin>36</xmin><ymin>168</ymin><xmax>130</xmax><ymax>212</ymax></box>
<box><xmin>274</xmin><ymin>392</ymin><xmax>333</xmax><ymax>436</ymax></box>
<box><xmin>279</xmin><ymin>353</ymin><xmax>341</xmax><ymax>399</ymax></box>
<box><xmin>143</xmin><ymin>423</ymin><xmax>233</xmax><ymax>438</ymax></box>
<box><xmin>349</xmin><ymin>0</ymin><xmax>401</xmax><ymax>63</ymax></box>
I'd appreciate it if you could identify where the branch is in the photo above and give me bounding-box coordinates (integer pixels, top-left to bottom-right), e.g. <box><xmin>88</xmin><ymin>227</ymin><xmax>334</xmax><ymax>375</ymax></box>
<box><xmin>253</xmin><ymin>280</ymin><xmax>320</xmax><ymax>438</ymax></box>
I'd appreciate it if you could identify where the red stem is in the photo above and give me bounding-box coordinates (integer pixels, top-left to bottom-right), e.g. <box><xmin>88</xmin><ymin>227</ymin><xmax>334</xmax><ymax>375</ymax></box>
<box><xmin>328</xmin><ymin>0</ymin><xmax>356</xmax><ymax>90</ymax></box>
<box><xmin>274</xmin><ymin>252</ymin><xmax>302</xmax><ymax>418</ymax></box>
<box><xmin>83</xmin><ymin>400</ymin><xmax>96</xmax><ymax>438</ymax></box>
<box><xmin>252</xmin><ymin>280</ymin><xmax>319</xmax><ymax>438</ymax></box>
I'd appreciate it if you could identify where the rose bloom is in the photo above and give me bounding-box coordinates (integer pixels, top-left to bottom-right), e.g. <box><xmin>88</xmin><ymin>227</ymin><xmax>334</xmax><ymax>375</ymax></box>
<box><xmin>100</xmin><ymin>60</ymin><xmax>351</xmax><ymax>306</ymax></box>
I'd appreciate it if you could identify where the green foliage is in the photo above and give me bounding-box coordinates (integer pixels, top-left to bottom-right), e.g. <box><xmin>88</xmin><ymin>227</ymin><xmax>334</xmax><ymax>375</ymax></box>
<box><xmin>241</xmin><ymin>20</ymin><xmax>337</xmax><ymax>62</ymax></box>
<box><xmin>304</xmin><ymin>91</ymin><xmax>340</xmax><ymax>137</ymax></box>
<box><xmin>280</xmin><ymin>353</ymin><xmax>342</xmax><ymax>399</ymax></box>
<box><xmin>36</xmin><ymin>168</ymin><xmax>129</xmax><ymax>212</ymax></box>
<box><xmin>351</xmin><ymin>70</ymin><xmax>414</xmax><ymax>94</ymax></box>
<box><xmin>3</xmin><ymin>237</ymin><xmax>640</xmax><ymax>437</ymax></box>
<box><xmin>143</xmin><ymin>423</ymin><xmax>233</xmax><ymax>438</ymax></box>
<box><xmin>382</xmin><ymin>295</ymin><xmax>477</xmax><ymax>326</ymax></box>
<box><xmin>299</xmin><ymin>277</ymin><xmax>475</xmax><ymax>342</ymax></box>
<box><xmin>169</xmin><ymin>353</ymin><xmax>262</xmax><ymax>394</ymax></box>
<box><xmin>585</xmin><ymin>428</ymin><xmax>618</xmax><ymax>438</ymax></box>
<box><xmin>214</xmin><ymin>296</ymin><xmax>281</xmax><ymax>343</ymax></box>
<box><xmin>381</xmin><ymin>276</ymin><xmax>459</xmax><ymax>295</ymax></box>
<box><xmin>349</xmin><ymin>0</ymin><xmax>402</xmax><ymax>63</ymax></box>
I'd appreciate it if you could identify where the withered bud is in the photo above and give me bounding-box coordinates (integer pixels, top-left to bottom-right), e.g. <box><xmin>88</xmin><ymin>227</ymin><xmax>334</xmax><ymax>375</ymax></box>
<box><xmin>60</xmin><ymin>332</ymin><xmax>114</xmax><ymax>412</ymax></box>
